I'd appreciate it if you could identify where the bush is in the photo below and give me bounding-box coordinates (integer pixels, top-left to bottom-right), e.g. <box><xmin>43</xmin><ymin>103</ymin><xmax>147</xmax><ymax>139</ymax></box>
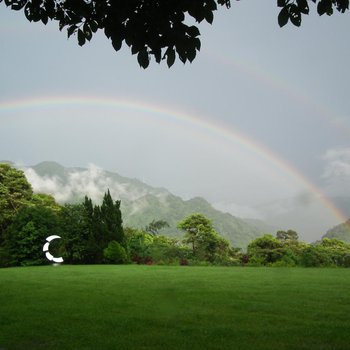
<box><xmin>342</xmin><ymin>254</ymin><xmax>350</xmax><ymax>267</ymax></box>
<box><xmin>271</xmin><ymin>257</ymin><xmax>297</xmax><ymax>267</ymax></box>
<box><xmin>103</xmin><ymin>241</ymin><xmax>127</xmax><ymax>264</ymax></box>
<box><xmin>212</xmin><ymin>254</ymin><xmax>240</xmax><ymax>266</ymax></box>
<box><xmin>179</xmin><ymin>257</ymin><xmax>189</xmax><ymax>266</ymax></box>
<box><xmin>0</xmin><ymin>247</ymin><xmax>12</xmax><ymax>267</ymax></box>
<box><xmin>246</xmin><ymin>256</ymin><xmax>266</xmax><ymax>267</ymax></box>
<box><xmin>247</xmin><ymin>235</ymin><xmax>284</xmax><ymax>265</ymax></box>
<box><xmin>187</xmin><ymin>259</ymin><xmax>212</xmax><ymax>266</ymax></box>
<box><xmin>300</xmin><ymin>246</ymin><xmax>334</xmax><ymax>267</ymax></box>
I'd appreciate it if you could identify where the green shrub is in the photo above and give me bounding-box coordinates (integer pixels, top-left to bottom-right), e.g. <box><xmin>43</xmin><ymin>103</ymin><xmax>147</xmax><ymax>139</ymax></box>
<box><xmin>0</xmin><ymin>247</ymin><xmax>12</xmax><ymax>267</ymax></box>
<box><xmin>271</xmin><ymin>258</ymin><xmax>296</xmax><ymax>267</ymax></box>
<box><xmin>212</xmin><ymin>254</ymin><xmax>240</xmax><ymax>266</ymax></box>
<box><xmin>246</xmin><ymin>256</ymin><xmax>265</xmax><ymax>266</ymax></box>
<box><xmin>300</xmin><ymin>246</ymin><xmax>334</xmax><ymax>267</ymax></box>
<box><xmin>187</xmin><ymin>258</ymin><xmax>212</xmax><ymax>266</ymax></box>
<box><xmin>103</xmin><ymin>241</ymin><xmax>127</xmax><ymax>264</ymax></box>
<box><xmin>342</xmin><ymin>254</ymin><xmax>350</xmax><ymax>267</ymax></box>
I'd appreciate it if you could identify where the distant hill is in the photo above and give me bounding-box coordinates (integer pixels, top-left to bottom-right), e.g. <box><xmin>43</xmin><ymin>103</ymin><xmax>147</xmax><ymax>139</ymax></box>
<box><xmin>22</xmin><ymin>161</ymin><xmax>274</xmax><ymax>248</ymax></box>
<box><xmin>323</xmin><ymin>220</ymin><xmax>350</xmax><ymax>243</ymax></box>
<box><xmin>0</xmin><ymin>160</ymin><xmax>14</xmax><ymax>165</ymax></box>
<box><xmin>32</xmin><ymin>161</ymin><xmax>68</xmax><ymax>180</ymax></box>
<box><xmin>243</xmin><ymin>218</ymin><xmax>280</xmax><ymax>235</ymax></box>
<box><xmin>122</xmin><ymin>195</ymin><xmax>270</xmax><ymax>248</ymax></box>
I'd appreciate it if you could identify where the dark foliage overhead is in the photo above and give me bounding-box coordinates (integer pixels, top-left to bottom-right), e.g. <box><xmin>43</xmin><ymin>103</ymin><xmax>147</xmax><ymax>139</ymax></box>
<box><xmin>277</xmin><ymin>0</ymin><xmax>349</xmax><ymax>27</ymax></box>
<box><xmin>1</xmin><ymin>0</ymin><xmax>349</xmax><ymax>67</ymax></box>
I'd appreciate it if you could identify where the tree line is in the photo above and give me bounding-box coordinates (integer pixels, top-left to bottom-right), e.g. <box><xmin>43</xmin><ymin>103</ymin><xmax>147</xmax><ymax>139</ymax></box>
<box><xmin>1</xmin><ymin>163</ymin><xmax>350</xmax><ymax>268</ymax></box>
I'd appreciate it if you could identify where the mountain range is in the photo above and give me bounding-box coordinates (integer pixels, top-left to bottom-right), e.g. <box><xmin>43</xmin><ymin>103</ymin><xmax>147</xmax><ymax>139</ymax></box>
<box><xmin>19</xmin><ymin>161</ymin><xmax>280</xmax><ymax>249</ymax></box>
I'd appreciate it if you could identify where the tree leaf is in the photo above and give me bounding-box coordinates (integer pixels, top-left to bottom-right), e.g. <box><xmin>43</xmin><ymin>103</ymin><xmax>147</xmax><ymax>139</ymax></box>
<box><xmin>206</xmin><ymin>0</ymin><xmax>218</xmax><ymax>11</ymax></box>
<box><xmin>297</xmin><ymin>0</ymin><xmax>309</xmax><ymax>14</ymax></box>
<box><xmin>111</xmin><ymin>38</ymin><xmax>122</xmax><ymax>52</ymax></box>
<box><xmin>204</xmin><ymin>9</ymin><xmax>214</xmax><ymax>24</ymax></box>
<box><xmin>24</xmin><ymin>3</ymin><xmax>33</xmax><ymax>21</ymax></box>
<box><xmin>335</xmin><ymin>0</ymin><xmax>349</xmax><ymax>13</ymax></box>
<box><xmin>131</xmin><ymin>44</ymin><xmax>139</xmax><ymax>55</ymax></box>
<box><xmin>137</xmin><ymin>48</ymin><xmax>150</xmax><ymax>69</ymax></box>
<box><xmin>11</xmin><ymin>0</ymin><xmax>27</xmax><ymax>11</ymax></box>
<box><xmin>152</xmin><ymin>48</ymin><xmax>162</xmax><ymax>63</ymax></box>
<box><xmin>89</xmin><ymin>20</ymin><xmax>98</xmax><ymax>33</ymax></box>
<box><xmin>289</xmin><ymin>4</ymin><xmax>302</xmax><ymax>26</ymax></box>
<box><xmin>125</xmin><ymin>36</ymin><xmax>132</xmax><ymax>47</ymax></box>
<box><xmin>278</xmin><ymin>6</ymin><xmax>289</xmax><ymax>27</ymax></box>
<box><xmin>166</xmin><ymin>47</ymin><xmax>175</xmax><ymax>67</ymax></box>
<box><xmin>317</xmin><ymin>0</ymin><xmax>333</xmax><ymax>15</ymax></box>
<box><xmin>77</xmin><ymin>29</ymin><xmax>86</xmax><ymax>46</ymax></box>
<box><xmin>187</xmin><ymin>47</ymin><xmax>196</xmax><ymax>63</ymax></box>
<box><xmin>186</xmin><ymin>25</ymin><xmax>200</xmax><ymax>37</ymax></box>
<box><xmin>67</xmin><ymin>25</ymin><xmax>77</xmax><ymax>38</ymax></box>
<box><xmin>178</xmin><ymin>51</ymin><xmax>187</xmax><ymax>64</ymax></box>
<box><xmin>83</xmin><ymin>23</ymin><xmax>92</xmax><ymax>41</ymax></box>
<box><xmin>193</xmin><ymin>37</ymin><xmax>201</xmax><ymax>51</ymax></box>
<box><xmin>44</xmin><ymin>0</ymin><xmax>56</xmax><ymax>19</ymax></box>
<box><xmin>41</xmin><ymin>13</ymin><xmax>48</xmax><ymax>25</ymax></box>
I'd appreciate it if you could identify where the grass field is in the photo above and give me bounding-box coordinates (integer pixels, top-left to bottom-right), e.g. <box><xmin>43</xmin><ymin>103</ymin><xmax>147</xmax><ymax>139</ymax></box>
<box><xmin>1</xmin><ymin>265</ymin><xmax>350</xmax><ymax>350</ymax></box>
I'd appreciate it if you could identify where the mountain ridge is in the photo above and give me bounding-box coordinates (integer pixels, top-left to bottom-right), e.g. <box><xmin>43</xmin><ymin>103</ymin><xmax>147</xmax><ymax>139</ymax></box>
<box><xmin>323</xmin><ymin>220</ymin><xmax>350</xmax><ymax>243</ymax></box>
<box><xmin>22</xmin><ymin>161</ymin><xmax>276</xmax><ymax>248</ymax></box>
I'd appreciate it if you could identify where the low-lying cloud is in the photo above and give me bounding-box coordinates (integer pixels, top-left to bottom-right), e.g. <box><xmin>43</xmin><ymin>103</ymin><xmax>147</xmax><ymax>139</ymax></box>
<box><xmin>24</xmin><ymin>164</ymin><xmax>147</xmax><ymax>204</ymax></box>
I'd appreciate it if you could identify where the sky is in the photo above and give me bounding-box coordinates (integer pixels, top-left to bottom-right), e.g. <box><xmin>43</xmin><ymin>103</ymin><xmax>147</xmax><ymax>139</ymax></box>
<box><xmin>1</xmin><ymin>1</ymin><xmax>350</xmax><ymax>241</ymax></box>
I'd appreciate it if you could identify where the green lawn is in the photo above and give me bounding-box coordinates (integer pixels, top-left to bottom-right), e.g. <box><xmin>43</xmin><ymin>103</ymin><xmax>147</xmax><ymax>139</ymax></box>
<box><xmin>1</xmin><ymin>265</ymin><xmax>350</xmax><ymax>350</ymax></box>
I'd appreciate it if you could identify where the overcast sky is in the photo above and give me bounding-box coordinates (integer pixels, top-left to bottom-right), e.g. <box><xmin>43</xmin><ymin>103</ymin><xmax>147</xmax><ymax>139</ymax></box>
<box><xmin>1</xmin><ymin>1</ymin><xmax>350</xmax><ymax>241</ymax></box>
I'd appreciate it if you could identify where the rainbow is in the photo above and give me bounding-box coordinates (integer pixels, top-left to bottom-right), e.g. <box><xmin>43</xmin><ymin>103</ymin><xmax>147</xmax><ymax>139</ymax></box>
<box><xmin>0</xmin><ymin>95</ymin><xmax>347</xmax><ymax>223</ymax></box>
<box><xmin>204</xmin><ymin>49</ymin><xmax>350</xmax><ymax>137</ymax></box>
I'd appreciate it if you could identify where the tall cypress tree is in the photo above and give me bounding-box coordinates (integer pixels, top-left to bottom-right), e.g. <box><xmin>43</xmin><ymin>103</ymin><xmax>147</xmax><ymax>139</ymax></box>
<box><xmin>82</xmin><ymin>196</ymin><xmax>100</xmax><ymax>263</ymax></box>
<box><xmin>80</xmin><ymin>191</ymin><xmax>124</xmax><ymax>263</ymax></box>
<box><xmin>83</xmin><ymin>196</ymin><xmax>94</xmax><ymax>223</ymax></box>
<box><xmin>101</xmin><ymin>190</ymin><xmax>124</xmax><ymax>246</ymax></box>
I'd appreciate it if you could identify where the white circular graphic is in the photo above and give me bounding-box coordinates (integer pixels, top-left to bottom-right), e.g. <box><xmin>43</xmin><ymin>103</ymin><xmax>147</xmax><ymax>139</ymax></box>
<box><xmin>43</xmin><ymin>235</ymin><xmax>64</xmax><ymax>263</ymax></box>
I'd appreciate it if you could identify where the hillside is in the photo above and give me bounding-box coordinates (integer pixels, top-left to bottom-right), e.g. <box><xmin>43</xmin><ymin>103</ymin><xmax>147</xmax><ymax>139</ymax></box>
<box><xmin>323</xmin><ymin>220</ymin><xmax>350</xmax><ymax>243</ymax></box>
<box><xmin>23</xmin><ymin>161</ymin><xmax>273</xmax><ymax>248</ymax></box>
<box><xmin>122</xmin><ymin>195</ymin><xmax>267</xmax><ymax>248</ymax></box>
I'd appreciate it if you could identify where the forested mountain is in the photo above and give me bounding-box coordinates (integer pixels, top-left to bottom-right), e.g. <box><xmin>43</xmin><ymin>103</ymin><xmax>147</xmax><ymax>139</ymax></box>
<box><xmin>24</xmin><ymin>161</ymin><xmax>272</xmax><ymax>248</ymax></box>
<box><xmin>323</xmin><ymin>220</ymin><xmax>350</xmax><ymax>243</ymax></box>
<box><xmin>122</xmin><ymin>195</ymin><xmax>268</xmax><ymax>248</ymax></box>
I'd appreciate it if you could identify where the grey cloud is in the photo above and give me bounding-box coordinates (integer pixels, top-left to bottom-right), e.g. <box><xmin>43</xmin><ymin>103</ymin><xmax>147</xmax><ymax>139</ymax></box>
<box><xmin>322</xmin><ymin>148</ymin><xmax>350</xmax><ymax>196</ymax></box>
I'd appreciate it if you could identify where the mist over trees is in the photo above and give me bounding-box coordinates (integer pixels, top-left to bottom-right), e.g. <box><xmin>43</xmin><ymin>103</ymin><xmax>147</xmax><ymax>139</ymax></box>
<box><xmin>1</xmin><ymin>0</ymin><xmax>348</xmax><ymax>67</ymax></box>
<box><xmin>1</xmin><ymin>163</ymin><xmax>350</xmax><ymax>268</ymax></box>
<box><xmin>0</xmin><ymin>164</ymin><xmax>126</xmax><ymax>266</ymax></box>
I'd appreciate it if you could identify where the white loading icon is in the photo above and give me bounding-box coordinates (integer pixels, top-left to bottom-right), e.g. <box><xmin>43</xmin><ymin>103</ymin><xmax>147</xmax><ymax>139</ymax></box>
<box><xmin>43</xmin><ymin>235</ymin><xmax>64</xmax><ymax>263</ymax></box>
